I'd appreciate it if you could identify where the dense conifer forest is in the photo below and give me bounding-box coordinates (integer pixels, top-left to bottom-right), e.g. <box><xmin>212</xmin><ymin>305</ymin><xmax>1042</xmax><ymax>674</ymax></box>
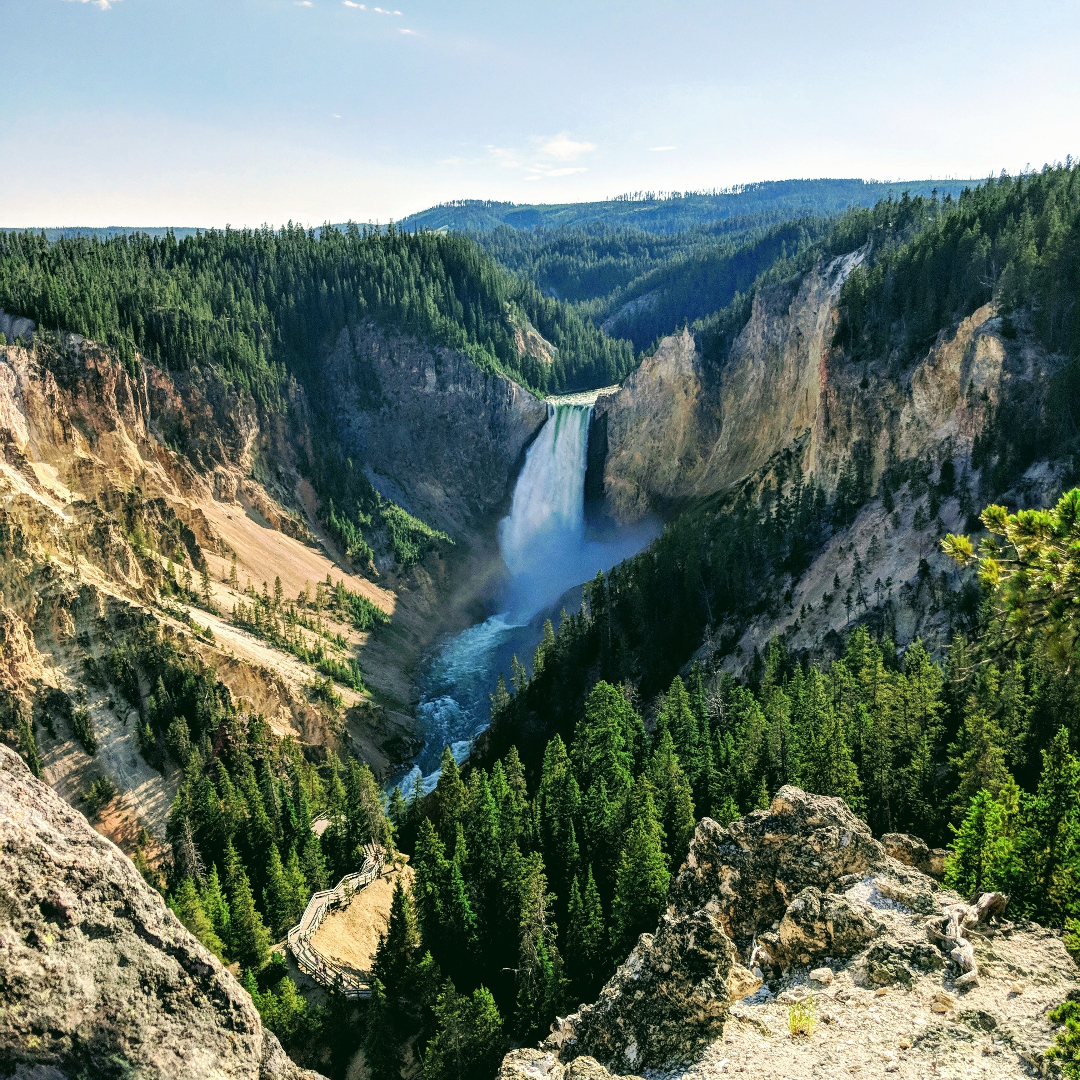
<box><xmin>477</xmin><ymin>216</ymin><xmax>830</xmax><ymax>352</ymax></box>
<box><xmin>0</xmin><ymin>224</ymin><xmax>634</xmax><ymax>402</ymax></box>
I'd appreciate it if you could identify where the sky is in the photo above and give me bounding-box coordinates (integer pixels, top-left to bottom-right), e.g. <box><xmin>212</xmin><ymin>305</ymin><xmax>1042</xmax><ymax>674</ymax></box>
<box><xmin>2</xmin><ymin>0</ymin><xmax>1079</xmax><ymax>227</ymax></box>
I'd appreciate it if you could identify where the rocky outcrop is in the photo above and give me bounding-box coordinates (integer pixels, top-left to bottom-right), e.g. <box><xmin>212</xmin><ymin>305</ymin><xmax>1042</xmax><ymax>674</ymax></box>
<box><xmin>0</xmin><ymin>742</ymin><xmax>323</xmax><ymax>1080</ymax></box>
<box><xmin>502</xmin><ymin>788</ymin><xmax>1080</xmax><ymax>1080</ymax></box>
<box><xmin>547</xmin><ymin>904</ymin><xmax>735</xmax><ymax>1074</ymax></box>
<box><xmin>592</xmin><ymin>251</ymin><xmax>863</xmax><ymax>521</ymax></box>
<box><xmin>321</xmin><ymin>321</ymin><xmax>548</xmax><ymax>535</ymax></box>
<box><xmin>673</xmin><ymin>785</ymin><xmax>886</xmax><ymax>942</ymax></box>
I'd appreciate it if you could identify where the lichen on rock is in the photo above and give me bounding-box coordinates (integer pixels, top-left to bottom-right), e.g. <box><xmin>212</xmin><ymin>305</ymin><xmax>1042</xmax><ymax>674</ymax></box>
<box><xmin>0</xmin><ymin>742</ymin><xmax>323</xmax><ymax>1080</ymax></box>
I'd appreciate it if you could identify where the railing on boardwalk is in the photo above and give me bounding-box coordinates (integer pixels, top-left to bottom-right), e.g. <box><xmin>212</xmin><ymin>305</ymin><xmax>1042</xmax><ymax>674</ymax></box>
<box><xmin>286</xmin><ymin>842</ymin><xmax>383</xmax><ymax>999</ymax></box>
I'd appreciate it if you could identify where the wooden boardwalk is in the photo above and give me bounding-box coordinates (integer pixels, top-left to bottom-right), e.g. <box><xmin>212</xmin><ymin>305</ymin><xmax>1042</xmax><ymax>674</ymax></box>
<box><xmin>285</xmin><ymin>843</ymin><xmax>382</xmax><ymax>999</ymax></box>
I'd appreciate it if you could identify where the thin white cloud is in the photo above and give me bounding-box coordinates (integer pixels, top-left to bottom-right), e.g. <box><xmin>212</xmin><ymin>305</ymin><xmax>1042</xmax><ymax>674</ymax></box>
<box><xmin>486</xmin><ymin>134</ymin><xmax>596</xmax><ymax>178</ymax></box>
<box><xmin>538</xmin><ymin>133</ymin><xmax>596</xmax><ymax>162</ymax></box>
<box><xmin>649</xmin><ymin>145</ymin><xmax>678</xmax><ymax>152</ymax></box>
<box><xmin>399</xmin><ymin>27</ymin><xmax>416</xmax><ymax>34</ymax></box>
<box><xmin>331</xmin><ymin>113</ymin><xmax>342</xmax><ymax>119</ymax></box>
<box><xmin>62</xmin><ymin>0</ymin><xmax>121</xmax><ymax>9</ymax></box>
<box><xmin>295</xmin><ymin>1</ymin><xmax>313</xmax><ymax>6</ymax></box>
<box><xmin>343</xmin><ymin>1</ymin><xmax>365</xmax><ymax>6</ymax></box>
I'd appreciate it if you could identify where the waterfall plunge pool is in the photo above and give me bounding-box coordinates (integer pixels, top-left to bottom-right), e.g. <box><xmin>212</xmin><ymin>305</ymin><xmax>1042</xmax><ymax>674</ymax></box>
<box><xmin>392</xmin><ymin>397</ymin><xmax>659</xmax><ymax>796</ymax></box>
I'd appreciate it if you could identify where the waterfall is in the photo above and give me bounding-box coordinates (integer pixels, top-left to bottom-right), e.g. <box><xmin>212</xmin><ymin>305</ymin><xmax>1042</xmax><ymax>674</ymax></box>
<box><xmin>395</xmin><ymin>400</ymin><xmax>658</xmax><ymax>796</ymax></box>
<box><xmin>498</xmin><ymin>403</ymin><xmax>593</xmax><ymax>623</ymax></box>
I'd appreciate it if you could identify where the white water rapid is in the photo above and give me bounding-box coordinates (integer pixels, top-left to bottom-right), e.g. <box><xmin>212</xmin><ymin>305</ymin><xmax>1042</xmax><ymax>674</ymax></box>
<box><xmin>395</xmin><ymin>401</ymin><xmax>658</xmax><ymax>795</ymax></box>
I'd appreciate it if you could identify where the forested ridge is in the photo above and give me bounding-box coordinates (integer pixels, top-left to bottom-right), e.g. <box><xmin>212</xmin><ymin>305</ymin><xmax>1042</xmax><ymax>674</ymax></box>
<box><xmin>0</xmin><ymin>224</ymin><xmax>634</xmax><ymax>402</ymax></box>
<box><xmin>398</xmin><ymin>178</ymin><xmax>974</xmax><ymax>234</ymax></box>
<box><xmin>477</xmin><ymin>216</ymin><xmax>830</xmax><ymax>353</ymax></box>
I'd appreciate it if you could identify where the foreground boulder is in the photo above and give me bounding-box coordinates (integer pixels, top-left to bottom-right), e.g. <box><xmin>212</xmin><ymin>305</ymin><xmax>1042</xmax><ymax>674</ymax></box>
<box><xmin>547</xmin><ymin>905</ymin><xmax>734</xmax><ymax>1074</ymax></box>
<box><xmin>0</xmin><ymin>743</ymin><xmax>323</xmax><ymax>1080</ymax></box>
<box><xmin>501</xmin><ymin>786</ymin><xmax>1080</xmax><ymax>1079</ymax></box>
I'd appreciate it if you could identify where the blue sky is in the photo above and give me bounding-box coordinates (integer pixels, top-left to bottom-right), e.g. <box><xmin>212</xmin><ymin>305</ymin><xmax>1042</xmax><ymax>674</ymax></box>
<box><xmin>3</xmin><ymin>0</ymin><xmax>1078</xmax><ymax>226</ymax></box>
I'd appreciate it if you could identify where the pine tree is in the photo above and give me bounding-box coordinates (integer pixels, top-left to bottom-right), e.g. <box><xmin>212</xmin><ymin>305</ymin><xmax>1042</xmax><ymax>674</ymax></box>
<box><xmin>793</xmin><ymin>667</ymin><xmax>862</xmax><ymax>808</ymax></box>
<box><xmin>263</xmin><ymin>844</ymin><xmax>294</xmax><ymax>938</ymax></box>
<box><xmin>1013</xmin><ymin>727</ymin><xmax>1080</xmax><ymax>923</ymax></box>
<box><xmin>299</xmin><ymin>833</ymin><xmax>328</xmax><ymax>893</ymax></box>
<box><xmin>223</xmin><ymin>841</ymin><xmax>271</xmax><ymax>970</ymax></box>
<box><xmin>944</xmin><ymin>786</ymin><xmax>1018</xmax><ymax>897</ymax></box>
<box><xmin>463</xmin><ymin>770</ymin><xmax>503</xmax><ymax>904</ymax></box>
<box><xmin>433</xmin><ymin>746</ymin><xmax>466</xmax><ymax>845</ymax></box>
<box><xmin>169</xmin><ymin>877</ymin><xmax>227</xmax><ymax>958</ymax></box>
<box><xmin>514</xmin><ymin>852</ymin><xmax>564</xmax><ymax>1042</ymax></box>
<box><xmin>366</xmin><ymin>878</ymin><xmax>423</xmax><ymax>1079</ymax></box>
<box><xmin>565</xmin><ymin>866</ymin><xmax>606</xmax><ymax>1003</ymax></box>
<box><xmin>658</xmin><ymin>674</ymin><xmax>704</xmax><ymax>796</ymax></box>
<box><xmin>413</xmin><ymin>817</ymin><xmax>451</xmax><ymax>948</ymax></box>
<box><xmin>444</xmin><ymin>833</ymin><xmax>479</xmax><ymax>981</ymax></box>
<box><xmin>610</xmin><ymin>776</ymin><xmax>670</xmax><ymax>959</ymax></box>
<box><xmin>388</xmin><ymin>786</ymin><xmax>409</xmax><ymax>846</ymax></box>
<box><xmin>573</xmin><ymin>681</ymin><xmax>634</xmax><ymax>800</ymax></box>
<box><xmin>421</xmin><ymin>983</ymin><xmax>504</xmax><ymax>1080</ymax></box>
<box><xmin>951</xmin><ymin>706</ymin><xmax>1011</xmax><ymax>817</ymax></box>
<box><xmin>499</xmin><ymin>746</ymin><xmax>529</xmax><ymax>844</ymax></box>
<box><xmin>284</xmin><ymin>845</ymin><xmax>309</xmax><ymax>923</ymax></box>
<box><xmin>201</xmin><ymin>863</ymin><xmax>231</xmax><ymax>945</ymax></box>
<box><xmin>647</xmin><ymin>730</ymin><xmax>696</xmax><ymax>872</ymax></box>
<box><xmin>538</xmin><ymin>734</ymin><xmax>581</xmax><ymax>901</ymax></box>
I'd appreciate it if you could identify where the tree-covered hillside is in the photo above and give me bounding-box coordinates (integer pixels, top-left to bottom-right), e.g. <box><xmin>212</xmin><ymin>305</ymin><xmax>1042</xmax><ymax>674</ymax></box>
<box><xmin>473</xmin><ymin>216</ymin><xmax>829</xmax><ymax>351</ymax></box>
<box><xmin>396</xmin><ymin>178</ymin><xmax>975</xmax><ymax>234</ymax></box>
<box><xmin>0</xmin><ymin>225</ymin><xmax>635</xmax><ymax>401</ymax></box>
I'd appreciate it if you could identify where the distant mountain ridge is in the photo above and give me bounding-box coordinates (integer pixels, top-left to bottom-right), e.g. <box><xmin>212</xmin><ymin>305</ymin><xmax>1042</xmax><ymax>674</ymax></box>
<box><xmin>394</xmin><ymin>178</ymin><xmax>979</xmax><ymax>234</ymax></box>
<box><xmin>18</xmin><ymin>179</ymin><xmax>977</xmax><ymax>243</ymax></box>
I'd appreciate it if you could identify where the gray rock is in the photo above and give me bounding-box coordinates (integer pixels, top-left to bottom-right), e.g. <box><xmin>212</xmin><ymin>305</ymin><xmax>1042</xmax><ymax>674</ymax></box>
<box><xmin>546</xmin><ymin>904</ymin><xmax>734</xmax><ymax>1074</ymax></box>
<box><xmin>673</xmin><ymin>786</ymin><xmax>886</xmax><ymax>943</ymax></box>
<box><xmin>0</xmin><ymin>743</ymin><xmax>323</xmax><ymax>1080</ymax></box>
<box><xmin>769</xmin><ymin>886</ymin><xmax>881</xmax><ymax>968</ymax></box>
<box><xmin>881</xmin><ymin>832</ymin><xmax>940</xmax><ymax>877</ymax></box>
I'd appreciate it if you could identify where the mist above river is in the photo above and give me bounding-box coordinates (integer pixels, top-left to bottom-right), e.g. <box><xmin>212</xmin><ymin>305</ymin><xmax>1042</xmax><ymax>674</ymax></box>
<box><xmin>396</xmin><ymin>401</ymin><xmax>659</xmax><ymax>794</ymax></box>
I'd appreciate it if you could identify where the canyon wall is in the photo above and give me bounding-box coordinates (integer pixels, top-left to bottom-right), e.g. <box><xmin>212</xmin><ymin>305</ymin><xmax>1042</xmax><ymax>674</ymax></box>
<box><xmin>0</xmin><ymin>313</ymin><xmax>550</xmax><ymax>854</ymax></box>
<box><xmin>322</xmin><ymin>321</ymin><xmax>548</xmax><ymax>536</ymax></box>
<box><xmin>590</xmin><ymin>248</ymin><xmax>1039</xmax><ymax>523</ymax></box>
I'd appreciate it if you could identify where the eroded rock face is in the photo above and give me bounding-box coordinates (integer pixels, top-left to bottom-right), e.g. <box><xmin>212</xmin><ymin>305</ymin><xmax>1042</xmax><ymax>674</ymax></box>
<box><xmin>0</xmin><ymin>743</ymin><xmax>323</xmax><ymax>1080</ymax></box>
<box><xmin>322</xmin><ymin>321</ymin><xmax>548</xmax><ymax>536</ymax></box>
<box><xmin>591</xmin><ymin>252</ymin><xmax>864</xmax><ymax>523</ymax></box>
<box><xmin>549</xmin><ymin>904</ymin><xmax>734</xmax><ymax>1074</ymax></box>
<box><xmin>674</xmin><ymin>785</ymin><xmax>886</xmax><ymax>942</ymax></box>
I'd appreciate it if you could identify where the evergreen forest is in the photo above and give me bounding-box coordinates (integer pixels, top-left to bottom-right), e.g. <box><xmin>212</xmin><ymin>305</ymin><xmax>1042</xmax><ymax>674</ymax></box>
<box><xmin>0</xmin><ymin>224</ymin><xmax>634</xmax><ymax>402</ymax></box>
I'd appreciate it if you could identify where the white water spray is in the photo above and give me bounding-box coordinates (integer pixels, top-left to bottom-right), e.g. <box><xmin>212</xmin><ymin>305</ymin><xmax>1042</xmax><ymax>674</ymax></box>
<box><xmin>499</xmin><ymin>404</ymin><xmax>592</xmax><ymax>622</ymax></box>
